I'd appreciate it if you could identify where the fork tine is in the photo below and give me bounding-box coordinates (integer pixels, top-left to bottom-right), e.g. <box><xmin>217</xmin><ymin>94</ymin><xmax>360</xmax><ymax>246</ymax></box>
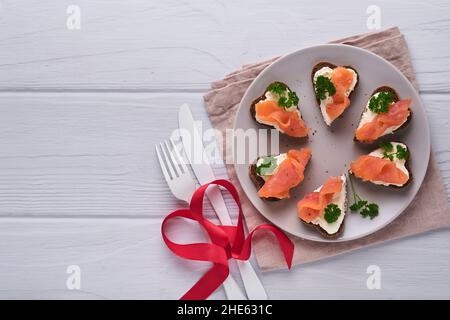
<box><xmin>160</xmin><ymin>142</ymin><xmax>177</xmax><ymax>179</ymax></box>
<box><xmin>156</xmin><ymin>144</ymin><xmax>172</xmax><ymax>182</ymax></box>
<box><xmin>164</xmin><ymin>140</ymin><xmax>182</xmax><ymax>177</ymax></box>
<box><xmin>170</xmin><ymin>138</ymin><xmax>189</xmax><ymax>173</ymax></box>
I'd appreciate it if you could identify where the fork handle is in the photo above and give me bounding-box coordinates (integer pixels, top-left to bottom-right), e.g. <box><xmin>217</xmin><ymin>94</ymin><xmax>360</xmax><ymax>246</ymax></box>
<box><xmin>222</xmin><ymin>274</ymin><xmax>247</xmax><ymax>300</ymax></box>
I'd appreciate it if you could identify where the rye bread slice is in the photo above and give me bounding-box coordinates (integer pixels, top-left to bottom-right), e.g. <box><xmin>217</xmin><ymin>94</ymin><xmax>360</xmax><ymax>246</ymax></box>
<box><xmin>299</xmin><ymin>177</ymin><xmax>348</xmax><ymax>239</ymax></box>
<box><xmin>249</xmin><ymin>161</ymin><xmax>280</xmax><ymax>202</ymax></box>
<box><xmin>349</xmin><ymin>141</ymin><xmax>412</xmax><ymax>188</ymax></box>
<box><xmin>311</xmin><ymin>62</ymin><xmax>359</xmax><ymax>124</ymax></box>
<box><xmin>250</xmin><ymin>81</ymin><xmax>307</xmax><ymax>137</ymax></box>
<box><xmin>249</xmin><ymin>152</ymin><xmax>311</xmax><ymax>201</ymax></box>
<box><xmin>354</xmin><ymin>86</ymin><xmax>412</xmax><ymax>143</ymax></box>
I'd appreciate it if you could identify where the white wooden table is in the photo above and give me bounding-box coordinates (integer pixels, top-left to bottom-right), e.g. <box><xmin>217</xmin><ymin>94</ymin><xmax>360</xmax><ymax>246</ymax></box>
<box><xmin>1</xmin><ymin>0</ymin><xmax>450</xmax><ymax>299</ymax></box>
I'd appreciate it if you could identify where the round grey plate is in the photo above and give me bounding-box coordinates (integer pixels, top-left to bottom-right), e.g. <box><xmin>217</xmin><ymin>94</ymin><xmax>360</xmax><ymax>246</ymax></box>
<box><xmin>233</xmin><ymin>44</ymin><xmax>430</xmax><ymax>242</ymax></box>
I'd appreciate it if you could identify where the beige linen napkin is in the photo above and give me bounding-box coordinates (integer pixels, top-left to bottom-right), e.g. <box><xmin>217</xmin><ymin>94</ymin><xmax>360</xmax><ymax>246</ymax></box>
<box><xmin>203</xmin><ymin>27</ymin><xmax>450</xmax><ymax>272</ymax></box>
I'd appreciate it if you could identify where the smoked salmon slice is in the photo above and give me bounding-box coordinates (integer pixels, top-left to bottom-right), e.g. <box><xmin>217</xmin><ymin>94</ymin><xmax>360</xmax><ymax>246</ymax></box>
<box><xmin>297</xmin><ymin>177</ymin><xmax>343</xmax><ymax>223</ymax></box>
<box><xmin>350</xmin><ymin>155</ymin><xmax>409</xmax><ymax>186</ymax></box>
<box><xmin>355</xmin><ymin>99</ymin><xmax>411</xmax><ymax>143</ymax></box>
<box><xmin>255</xmin><ymin>100</ymin><xmax>309</xmax><ymax>137</ymax></box>
<box><xmin>326</xmin><ymin>67</ymin><xmax>354</xmax><ymax>122</ymax></box>
<box><xmin>257</xmin><ymin>148</ymin><xmax>312</xmax><ymax>199</ymax></box>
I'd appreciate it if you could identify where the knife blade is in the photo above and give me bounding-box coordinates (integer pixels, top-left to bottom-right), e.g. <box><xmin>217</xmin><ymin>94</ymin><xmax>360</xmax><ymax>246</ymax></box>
<box><xmin>178</xmin><ymin>104</ymin><xmax>233</xmax><ymax>225</ymax></box>
<box><xmin>178</xmin><ymin>103</ymin><xmax>268</xmax><ymax>300</ymax></box>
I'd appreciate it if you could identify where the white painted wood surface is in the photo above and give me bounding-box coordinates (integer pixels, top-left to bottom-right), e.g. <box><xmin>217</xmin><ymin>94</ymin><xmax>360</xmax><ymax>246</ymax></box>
<box><xmin>0</xmin><ymin>0</ymin><xmax>449</xmax><ymax>299</ymax></box>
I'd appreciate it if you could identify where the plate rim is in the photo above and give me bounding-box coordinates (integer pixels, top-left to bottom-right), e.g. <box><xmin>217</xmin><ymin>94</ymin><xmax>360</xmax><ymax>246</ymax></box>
<box><xmin>232</xmin><ymin>43</ymin><xmax>431</xmax><ymax>242</ymax></box>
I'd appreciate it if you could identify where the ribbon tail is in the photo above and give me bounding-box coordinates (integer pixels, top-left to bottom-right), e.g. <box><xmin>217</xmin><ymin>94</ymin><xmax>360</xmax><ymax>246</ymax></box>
<box><xmin>180</xmin><ymin>263</ymin><xmax>229</xmax><ymax>300</ymax></box>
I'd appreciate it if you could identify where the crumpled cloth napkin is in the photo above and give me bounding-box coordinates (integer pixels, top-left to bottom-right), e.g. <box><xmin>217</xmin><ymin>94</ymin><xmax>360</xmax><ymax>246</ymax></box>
<box><xmin>203</xmin><ymin>27</ymin><xmax>450</xmax><ymax>271</ymax></box>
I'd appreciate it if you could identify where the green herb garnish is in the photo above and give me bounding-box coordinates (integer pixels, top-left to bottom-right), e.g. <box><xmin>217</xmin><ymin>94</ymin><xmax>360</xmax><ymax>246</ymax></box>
<box><xmin>315</xmin><ymin>75</ymin><xmax>336</xmax><ymax>100</ymax></box>
<box><xmin>324</xmin><ymin>203</ymin><xmax>341</xmax><ymax>223</ymax></box>
<box><xmin>380</xmin><ymin>142</ymin><xmax>394</xmax><ymax>161</ymax></box>
<box><xmin>267</xmin><ymin>82</ymin><xmax>300</xmax><ymax>109</ymax></box>
<box><xmin>368</xmin><ymin>91</ymin><xmax>395</xmax><ymax>114</ymax></box>
<box><xmin>349</xmin><ymin>174</ymin><xmax>379</xmax><ymax>219</ymax></box>
<box><xmin>267</xmin><ymin>82</ymin><xmax>288</xmax><ymax>95</ymax></box>
<box><xmin>360</xmin><ymin>203</ymin><xmax>379</xmax><ymax>219</ymax></box>
<box><xmin>255</xmin><ymin>156</ymin><xmax>277</xmax><ymax>176</ymax></box>
<box><xmin>278</xmin><ymin>91</ymin><xmax>299</xmax><ymax>108</ymax></box>
<box><xmin>395</xmin><ymin>145</ymin><xmax>409</xmax><ymax>160</ymax></box>
<box><xmin>380</xmin><ymin>141</ymin><xmax>394</xmax><ymax>152</ymax></box>
<box><xmin>380</xmin><ymin>142</ymin><xmax>409</xmax><ymax>161</ymax></box>
<box><xmin>349</xmin><ymin>199</ymin><xmax>368</xmax><ymax>212</ymax></box>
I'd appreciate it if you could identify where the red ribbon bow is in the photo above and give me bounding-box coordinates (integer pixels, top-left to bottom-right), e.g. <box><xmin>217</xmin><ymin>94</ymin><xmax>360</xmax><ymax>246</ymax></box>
<box><xmin>161</xmin><ymin>179</ymin><xmax>294</xmax><ymax>300</ymax></box>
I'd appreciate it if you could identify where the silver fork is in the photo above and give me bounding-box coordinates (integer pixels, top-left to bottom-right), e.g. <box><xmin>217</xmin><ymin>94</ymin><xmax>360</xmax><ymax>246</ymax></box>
<box><xmin>156</xmin><ymin>139</ymin><xmax>246</xmax><ymax>300</ymax></box>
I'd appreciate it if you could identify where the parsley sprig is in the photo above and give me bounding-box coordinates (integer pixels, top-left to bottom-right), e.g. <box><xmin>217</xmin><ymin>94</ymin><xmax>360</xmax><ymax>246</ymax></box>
<box><xmin>368</xmin><ymin>91</ymin><xmax>395</xmax><ymax>114</ymax></box>
<box><xmin>267</xmin><ymin>82</ymin><xmax>287</xmax><ymax>95</ymax></box>
<box><xmin>279</xmin><ymin>91</ymin><xmax>299</xmax><ymax>108</ymax></box>
<box><xmin>324</xmin><ymin>203</ymin><xmax>341</xmax><ymax>223</ymax></box>
<box><xmin>256</xmin><ymin>156</ymin><xmax>277</xmax><ymax>176</ymax></box>
<box><xmin>267</xmin><ymin>82</ymin><xmax>299</xmax><ymax>109</ymax></box>
<box><xmin>396</xmin><ymin>145</ymin><xmax>408</xmax><ymax>160</ymax></box>
<box><xmin>315</xmin><ymin>75</ymin><xmax>336</xmax><ymax>100</ymax></box>
<box><xmin>380</xmin><ymin>142</ymin><xmax>409</xmax><ymax>161</ymax></box>
<box><xmin>349</xmin><ymin>174</ymin><xmax>379</xmax><ymax>219</ymax></box>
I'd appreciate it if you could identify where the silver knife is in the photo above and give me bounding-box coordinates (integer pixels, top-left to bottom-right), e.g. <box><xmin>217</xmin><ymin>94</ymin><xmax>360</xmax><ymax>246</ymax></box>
<box><xmin>178</xmin><ymin>103</ymin><xmax>268</xmax><ymax>300</ymax></box>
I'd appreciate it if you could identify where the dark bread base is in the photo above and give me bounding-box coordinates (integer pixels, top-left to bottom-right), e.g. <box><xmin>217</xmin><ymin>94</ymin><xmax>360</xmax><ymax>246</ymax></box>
<box><xmin>311</xmin><ymin>62</ymin><xmax>359</xmax><ymax>125</ymax></box>
<box><xmin>248</xmin><ymin>151</ymin><xmax>312</xmax><ymax>201</ymax></box>
<box><xmin>349</xmin><ymin>142</ymin><xmax>412</xmax><ymax>188</ymax></box>
<box><xmin>300</xmin><ymin>181</ymin><xmax>348</xmax><ymax>239</ymax></box>
<box><xmin>354</xmin><ymin>86</ymin><xmax>412</xmax><ymax>143</ymax></box>
<box><xmin>248</xmin><ymin>161</ymin><xmax>280</xmax><ymax>202</ymax></box>
<box><xmin>250</xmin><ymin>81</ymin><xmax>308</xmax><ymax>137</ymax></box>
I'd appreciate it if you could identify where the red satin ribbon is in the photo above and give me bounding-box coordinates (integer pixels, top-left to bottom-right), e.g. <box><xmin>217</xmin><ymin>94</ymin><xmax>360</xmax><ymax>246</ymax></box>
<box><xmin>161</xmin><ymin>179</ymin><xmax>294</xmax><ymax>300</ymax></box>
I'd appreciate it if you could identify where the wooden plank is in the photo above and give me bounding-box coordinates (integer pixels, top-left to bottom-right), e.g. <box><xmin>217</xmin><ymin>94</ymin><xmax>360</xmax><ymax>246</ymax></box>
<box><xmin>0</xmin><ymin>92</ymin><xmax>237</xmax><ymax>217</ymax></box>
<box><xmin>0</xmin><ymin>217</ymin><xmax>225</xmax><ymax>299</ymax></box>
<box><xmin>0</xmin><ymin>0</ymin><xmax>450</xmax><ymax>92</ymax></box>
<box><xmin>0</xmin><ymin>217</ymin><xmax>449</xmax><ymax>299</ymax></box>
<box><xmin>0</xmin><ymin>92</ymin><xmax>448</xmax><ymax>218</ymax></box>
